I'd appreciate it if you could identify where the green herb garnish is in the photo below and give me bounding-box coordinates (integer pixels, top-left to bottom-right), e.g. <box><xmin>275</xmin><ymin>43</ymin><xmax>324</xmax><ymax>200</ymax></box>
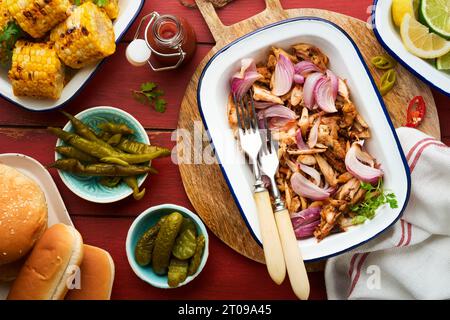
<box><xmin>0</xmin><ymin>21</ymin><xmax>22</xmax><ymax>66</ymax></box>
<box><xmin>94</xmin><ymin>0</ymin><xmax>109</xmax><ymax>7</ymax></box>
<box><xmin>350</xmin><ymin>179</ymin><xmax>398</xmax><ymax>225</ymax></box>
<box><xmin>132</xmin><ymin>82</ymin><xmax>167</xmax><ymax>113</ymax></box>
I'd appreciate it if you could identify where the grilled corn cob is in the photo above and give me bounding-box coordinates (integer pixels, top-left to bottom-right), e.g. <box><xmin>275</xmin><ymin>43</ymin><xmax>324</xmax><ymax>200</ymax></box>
<box><xmin>50</xmin><ymin>2</ymin><xmax>116</xmax><ymax>69</ymax></box>
<box><xmin>0</xmin><ymin>0</ymin><xmax>11</xmax><ymax>31</ymax></box>
<box><xmin>6</xmin><ymin>0</ymin><xmax>71</xmax><ymax>39</ymax></box>
<box><xmin>72</xmin><ymin>0</ymin><xmax>119</xmax><ymax>20</ymax></box>
<box><xmin>9</xmin><ymin>41</ymin><xmax>65</xmax><ymax>99</ymax></box>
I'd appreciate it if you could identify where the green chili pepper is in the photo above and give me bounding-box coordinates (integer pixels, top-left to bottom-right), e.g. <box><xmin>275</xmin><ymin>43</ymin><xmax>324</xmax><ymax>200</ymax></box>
<box><xmin>55</xmin><ymin>146</ymin><xmax>97</xmax><ymax>163</ymax></box>
<box><xmin>49</xmin><ymin>159</ymin><xmax>156</xmax><ymax>176</ymax></box>
<box><xmin>124</xmin><ymin>176</ymin><xmax>146</xmax><ymax>200</ymax></box>
<box><xmin>99</xmin><ymin>177</ymin><xmax>122</xmax><ymax>188</ymax></box>
<box><xmin>378</xmin><ymin>69</ymin><xmax>397</xmax><ymax>96</ymax></box>
<box><xmin>98</xmin><ymin>122</ymin><xmax>135</xmax><ymax>135</ymax></box>
<box><xmin>116</xmin><ymin>138</ymin><xmax>171</xmax><ymax>158</ymax></box>
<box><xmin>60</xmin><ymin>111</ymin><xmax>119</xmax><ymax>152</ymax></box>
<box><xmin>107</xmin><ymin>133</ymin><xmax>122</xmax><ymax>146</ymax></box>
<box><xmin>371</xmin><ymin>55</ymin><xmax>397</xmax><ymax>70</ymax></box>
<box><xmin>48</xmin><ymin>127</ymin><xmax>166</xmax><ymax>164</ymax></box>
<box><xmin>100</xmin><ymin>157</ymin><xmax>130</xmax><ymax>166</ymax></box>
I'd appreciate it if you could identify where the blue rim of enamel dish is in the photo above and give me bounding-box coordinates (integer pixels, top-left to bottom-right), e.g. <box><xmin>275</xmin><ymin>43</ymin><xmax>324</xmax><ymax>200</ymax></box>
<box><xmin>197</xmin><ymin>16</ymin><xmax>412</xmax><ymax>262</ymax></box>
<box><xmin>372</xmin><ymin>0</ymin><xmax>450</xmax><ymax>97</ymax></box>
<box><xmin>0</xmin><ymin>0</ymin><xmax>146</xmax><ymax>112</ymax></box>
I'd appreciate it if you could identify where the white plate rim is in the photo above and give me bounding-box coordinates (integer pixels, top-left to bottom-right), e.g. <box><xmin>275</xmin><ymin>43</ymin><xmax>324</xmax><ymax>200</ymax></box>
<box><xmin>197</xmin><ymin>16</ymin><xmax>412</xmax><ymax>262</ymax></box>
<box><xmin>372</xmin><ymin>0</ymin><xmax>450</xmax><ymax>97</ymax></box>
<box><xmin>0</xmin><ymin>0</ymin><xmax>145</xmax><ymax>112</ymax></box>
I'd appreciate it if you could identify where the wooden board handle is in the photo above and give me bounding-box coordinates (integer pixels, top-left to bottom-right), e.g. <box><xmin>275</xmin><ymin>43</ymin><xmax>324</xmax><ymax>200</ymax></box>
<box><xmin>275</xmin><ymin>209</ymin><xmax>310</xmax><ymax>300</ymax></box>
<box><xmin>195</xmin><ymin>0</ymin><xmax>284</xmax><ymax>43</ymax></box>
<box><xmin>254</xmin><ymin>190</ymin><xmax>286</xmax><ymax>285</ymax></box>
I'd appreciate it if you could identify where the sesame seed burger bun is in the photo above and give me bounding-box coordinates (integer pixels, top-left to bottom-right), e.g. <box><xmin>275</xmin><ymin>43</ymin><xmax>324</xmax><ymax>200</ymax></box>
<box><xmin>0</xmin><ymin>163</ymin><xmax>48</xmax><ymax>266</ymax></box>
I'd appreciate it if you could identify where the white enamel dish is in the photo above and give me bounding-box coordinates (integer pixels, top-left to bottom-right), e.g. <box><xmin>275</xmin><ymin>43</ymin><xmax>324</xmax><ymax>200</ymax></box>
<box><xmin>0</xmin><ymin>0</ymin><xmax>145</xmax><ymax>111</ymax></box>
<box><xmin>197</xmin><ymin>17</ymin><xmax>411</xmax><ymax>262</ymax></box>
<box><xmin>0</xmin><ymin>153</ymin><xmax>73</xmax><ymax>299</ymax></box>
<box><xmin>373</xmin><ymin>0</ymin><xmax>450</xmax><ymax>97</ymax></box>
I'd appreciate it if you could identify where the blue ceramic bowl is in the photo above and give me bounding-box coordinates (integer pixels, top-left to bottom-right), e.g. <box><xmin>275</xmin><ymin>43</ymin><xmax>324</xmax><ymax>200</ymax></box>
<box><xmin>55</xmin><ymin>106</ymin><xmax>149</xmax><ymax>203</ymax></box>
<box><xmin>126</xmin><ymin>204</ymin><xmax>209</xmax><ymax>289</ymax></box>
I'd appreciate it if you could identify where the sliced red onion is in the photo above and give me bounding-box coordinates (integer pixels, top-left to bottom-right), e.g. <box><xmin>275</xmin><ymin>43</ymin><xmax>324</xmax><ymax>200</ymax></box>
<box><xmin>294</xmin><ymin>61</ymin><xmax>322</xmax><ymax>76</ymax></box>
<box><xmin>293</xmin><ymin>74</ymin><xmax>305</xmax><ymax>84</ymax></box>
<box><xmin>268</xmin><ymin>117</ymin><xmax>295</xmax><ymax>130</ymax></box>
<box><xmin>294</xmin><ymin>220</ymin><xmax>321</xmax><ymax>239</ymax></box>
<box><xmin>345</xmin><ymin>142</ymin><xmax>383</xmax><ymax>183</ymax></box>
<box><xmin>307</xmin><ymin>117</ymin><xmax>321</xmax><ymax>148</ymax></box>
<box><xmin>314</xmin><ymin>76</ymin><xmax>338</xmax><ymax>113</ymax></box>
<box><xmin>272</xmin><ymin>53</ymin><xmax>295</xmax><ymax>96</ymax></box>
<box><xmin>354</xmin><ymin>141</ymin><xmax>375</xmax><ymax>167</ymax></box>
<box><xmin>291</xmin><ymin>172</ymin><xmax>331</xmax><ymax>201</ymax></box>
<box><xmin>257</xmin><ymin>105</ymin><xmax>297</xmax><ymax>120</ymax></box>
<box><xmin>285</xmin><ymin>158</ymin><xmax>299</xmax><ymax>173</ymax></box>
<box><xmin>262</xmin><ymin>175</ymin><xmax>271</xmax><ymax>189</ymax></box>
<box><xmin>326</xmin><ymin>70</ymin><xmax>339</xmax><ymax>100</ymax></box>
<box><xmin>303</xmin><ymin>72</ymin><xmax>323</xmax><ymax>109</ymax></box>
<box><xmin>296</xmin><ymin>129</ymin><xmax>309</xmax><ymax>150</ymax></box>
<box><xmin>254</xmin><ymin>101</ymin><xmax>275</xmax><ymax>109</ymax></box>
<box><xmin>291</xmin><ymin>207</ymin><xmax>321</xmax><ymax>230</ymax></box>
<box><xmin>299</xmin><ymin>163</ymin><xmax>321</xmax><ymax>186</ymax></box>
<box><xmin>231</xmin><ymin>58</ymin><xmax>262</xmax><ymax>100</ymax></box>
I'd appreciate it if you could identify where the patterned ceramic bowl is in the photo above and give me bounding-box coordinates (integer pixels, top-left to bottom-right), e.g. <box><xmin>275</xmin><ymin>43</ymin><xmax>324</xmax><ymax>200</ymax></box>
<box><xmin>55</xmin><ymin>106</ymin><xmax>149</xmax><ymax>203</ymax></box>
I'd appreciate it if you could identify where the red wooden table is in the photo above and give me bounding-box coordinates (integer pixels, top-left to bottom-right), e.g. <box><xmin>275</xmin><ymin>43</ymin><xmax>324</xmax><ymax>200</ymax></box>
<box><xmin>0</xmin><ymin>0</ymin><xmax>448</xmax><ymax>300</ymax></box>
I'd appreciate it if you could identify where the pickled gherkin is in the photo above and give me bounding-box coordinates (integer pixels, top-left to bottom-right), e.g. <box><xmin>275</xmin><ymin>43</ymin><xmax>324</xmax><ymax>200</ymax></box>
<box><xmin>152</xmin><ymin>212</ymin><xmax>184</xmax><ymax>275</ymax></box>
<box><xmin>168</xmin><ymin>258</ymin><xmax>189</xmax><ymax>288</ymax></box>
<box><xmin>134</xmin><ymin>217</ymin><xmax>166</xmax><ymax>266</ymax></box>
<box><xmin>172</xmin><ymin>218</ymin><xmax>197</xmax><ymax>260</ymax></box>
<box><xmin>188</xmin><ymin>235</ymin><xmax>205</xmax><ymax>276</ymax></box>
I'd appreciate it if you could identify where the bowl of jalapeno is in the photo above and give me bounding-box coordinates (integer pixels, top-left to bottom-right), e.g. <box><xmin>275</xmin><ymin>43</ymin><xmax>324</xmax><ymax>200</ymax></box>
<box><xmin>49</xmin><ymin>106</ymin><xmax>171</xmax><ymax>203</ymax></box>
<box><xmin>126</xmin><ymin>204</ymin><xmax>209</xmax><ymax>289</ymax></box>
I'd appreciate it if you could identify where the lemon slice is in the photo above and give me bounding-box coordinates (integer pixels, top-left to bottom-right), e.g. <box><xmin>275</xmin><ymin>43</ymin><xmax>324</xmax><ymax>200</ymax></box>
<box><xmin>437</xmin><ymin>52</ymin><xmax>450</xmax><ymax>69</ymax></box>
<box><xmin>392</xmin><ymin>0</ymin><xmax>417</xmax><ymax>27</ymax></box>
<box><xmin>400</xmin><ymin>14</ymin><xmax>450</xmax><ymax>59</ymax></box>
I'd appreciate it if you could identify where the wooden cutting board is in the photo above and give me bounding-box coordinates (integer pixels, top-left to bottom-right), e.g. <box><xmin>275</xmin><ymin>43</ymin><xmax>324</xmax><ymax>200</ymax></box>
<box><xmin>177</xmin><ymin>0</ymin><xmax>440</xmax><ymax>266</ymax></box>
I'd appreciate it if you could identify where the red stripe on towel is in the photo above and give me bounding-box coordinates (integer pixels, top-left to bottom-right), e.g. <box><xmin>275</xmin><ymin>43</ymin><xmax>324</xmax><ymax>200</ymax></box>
<box><xmin>406</xmin><ymin>138</ymin><xmax>435</xmax><ymax>162</ymax></box>
<box><xmin>348</xmin><ymin>254</ymin><xmax>359</xmax><ymax>278</ymax></box>
<box><xmin>410</xmin><ymin>142</ymin><xmax>446</xmax><ymax>173</ymax></box>
<box><xmin>347</xmin><ymin>252</ymin><xmax>369</xmax><ymax>298</ymax></box>
<box><xmin>396</xmin><ymin>219</ymin><xmax>406</xmax><ymax>247</ymax></box>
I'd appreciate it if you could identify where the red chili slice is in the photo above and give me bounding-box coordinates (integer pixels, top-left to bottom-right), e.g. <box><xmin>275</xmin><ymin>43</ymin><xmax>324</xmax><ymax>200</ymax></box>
<box><xmin>406</xmin><ymin>96</ymin><xmax>426</xmax><ymax>128</ymax></box>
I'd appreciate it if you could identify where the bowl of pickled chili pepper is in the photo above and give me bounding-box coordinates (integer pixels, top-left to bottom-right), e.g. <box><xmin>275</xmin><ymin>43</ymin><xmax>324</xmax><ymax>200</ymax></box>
<box><xmin>48</xmin><ymin>106</ymin><xmax>171</xmax><ymax>203</ymax></box>
<box><xmin>126</xmin><ymin>204</ymin><xmax>209</xmax><ymax>289</ymax></box>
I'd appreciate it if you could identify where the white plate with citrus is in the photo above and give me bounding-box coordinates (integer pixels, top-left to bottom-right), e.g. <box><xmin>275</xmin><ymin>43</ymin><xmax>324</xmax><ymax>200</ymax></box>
<box><xmin>373</xmin><ymin>0</ymin><xmax>450</xmax><ymax>96</ymax></box>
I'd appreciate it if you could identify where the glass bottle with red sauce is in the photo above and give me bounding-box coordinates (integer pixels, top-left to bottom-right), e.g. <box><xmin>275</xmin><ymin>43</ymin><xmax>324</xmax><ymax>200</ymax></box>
<box><xmin>146</xmin><ymin>14</ymin><xmax>197</xmax><ymax>68</ymax></box>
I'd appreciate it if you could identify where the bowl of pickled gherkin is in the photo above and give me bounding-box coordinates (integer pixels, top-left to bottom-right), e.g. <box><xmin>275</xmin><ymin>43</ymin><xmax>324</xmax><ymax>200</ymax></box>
<box><xmin>126</xmin><ymin>204</ymin><xmax>209</xmax><ymax>288</ymax></box>
<box><xmin>49</xmin><ymin>106</ymin><xmax>170</xmax><ymax>203</ymax></box>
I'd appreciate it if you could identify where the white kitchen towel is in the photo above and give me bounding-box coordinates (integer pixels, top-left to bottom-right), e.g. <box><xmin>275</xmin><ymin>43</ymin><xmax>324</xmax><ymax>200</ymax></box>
<box><xmin>325</xmin><ymin>127</ymin><xmax>450</xmax><ymax>300</ymax></box>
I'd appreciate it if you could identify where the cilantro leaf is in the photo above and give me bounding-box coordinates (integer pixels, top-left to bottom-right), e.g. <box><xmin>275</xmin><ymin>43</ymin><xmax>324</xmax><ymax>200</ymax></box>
<box><xmin>132</xmin><ymin>82</ymin><xmax>167</xmax><ymax>113</ymax></box>
<box><xmin>350</xmin><ymin>179</ymin><xmax>398</xmax><ymax>226</ymax></box>
<box><xmin>0</xmin><ymin>21</ymin><xmax>23</xmax><ymax>66</ymax></box>
<box><xmin>141</xmin><ymin>82</ymin><xmax>157</xmax><ymax>92</ymax></box>
<box><xmin>94</xmin><ymin>0</ymin><xmax>109</xmax><ymax>7</ymax></box>
<box><xmin>74</xmin><ymin>0</ymin><xmax>81</xmax><ymax>5</ymax></box>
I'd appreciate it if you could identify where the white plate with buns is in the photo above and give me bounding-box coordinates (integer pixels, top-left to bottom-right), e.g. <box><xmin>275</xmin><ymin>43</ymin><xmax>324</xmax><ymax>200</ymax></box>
<box><xmin>0</xmin><ymin>153</ymin><xmax>73</xmax><ymax>299</ymax></box>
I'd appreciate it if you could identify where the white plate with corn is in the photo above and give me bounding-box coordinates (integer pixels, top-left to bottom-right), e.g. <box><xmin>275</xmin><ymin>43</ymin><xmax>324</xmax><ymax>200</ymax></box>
<box><xmin>0</xmin><ymin>0</ymin><xmax>145</xmax><ymax>111</ymax></box>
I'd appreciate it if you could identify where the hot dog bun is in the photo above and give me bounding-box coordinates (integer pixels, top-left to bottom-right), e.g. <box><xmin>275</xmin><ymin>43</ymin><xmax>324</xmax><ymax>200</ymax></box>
<box><xmin>7</xmin><ymin>224</ymin><xmax>83</xmax><ymax>300</ymax></box>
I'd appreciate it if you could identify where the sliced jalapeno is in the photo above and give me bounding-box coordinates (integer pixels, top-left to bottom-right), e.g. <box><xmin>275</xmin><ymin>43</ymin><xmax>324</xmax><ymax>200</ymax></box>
<box><xmin>378</xmin><ymin>69</ymin><xmax>397</xmax><ymax>96</ymax></box>
<box><xmin>371</xmin><ymin>55</ymin><xmax>397</xmax><ymax>70</ymax></box>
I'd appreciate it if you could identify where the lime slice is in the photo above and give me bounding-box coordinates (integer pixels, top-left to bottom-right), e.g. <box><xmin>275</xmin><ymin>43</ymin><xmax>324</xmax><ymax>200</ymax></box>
<box><xmin>419</xmin><ymin>0</ymin><xmax>450</xmax><ymax>40</ymax></box>
<box><xmin>437</xmin><ymin>51</ymin><xmax>450</xmax><ymax>69</ymax></box>
<box><xmin>401</xmin><ymin>14</ymin><xmax>450</xmax><ymax>59</ymax></box>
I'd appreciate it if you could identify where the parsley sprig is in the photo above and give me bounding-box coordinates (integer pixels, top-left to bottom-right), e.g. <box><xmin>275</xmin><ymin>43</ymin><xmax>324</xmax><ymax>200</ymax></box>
<box><xmin>132</xmin><ymin>82</ymin><xmax>167</xmax><ymax>113</ymax></box>
<box><xmin>350</xmin><ymin>179</ymin><xmax>398</xmax><ymax>225</ymax></box>
<box><xmin>0</xmin><ymin>21</ymin><xmax>22</xmax><ymax>66</ymax></box>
